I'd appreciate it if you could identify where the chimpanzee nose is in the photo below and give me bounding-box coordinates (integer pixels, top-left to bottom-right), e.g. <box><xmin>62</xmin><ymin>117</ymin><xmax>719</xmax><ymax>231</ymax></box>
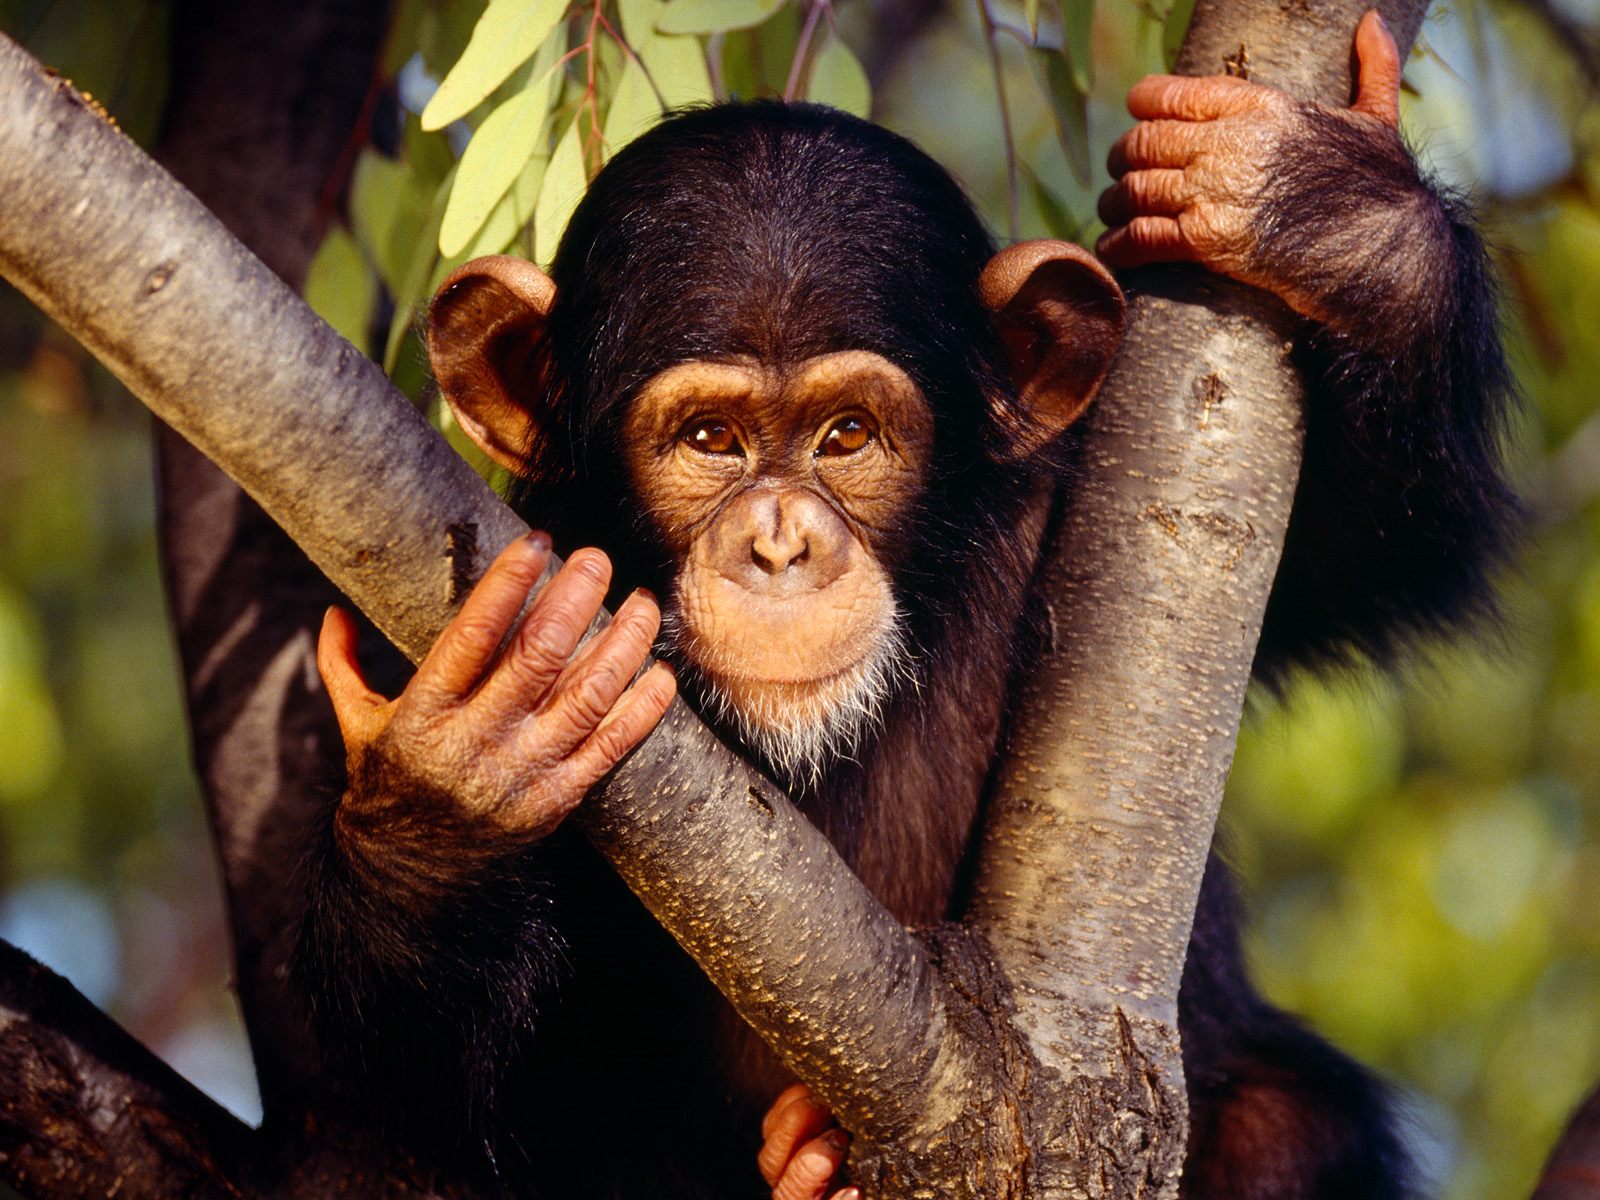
<box><xmin>751</xmin><ymin>521</ymin><xmax>809</xmax><ymax>574</ymax></box>
<box><xmin>709</xmin><ymin>488</ymin><xmax>850</xmax><ymax>595</ymax></box>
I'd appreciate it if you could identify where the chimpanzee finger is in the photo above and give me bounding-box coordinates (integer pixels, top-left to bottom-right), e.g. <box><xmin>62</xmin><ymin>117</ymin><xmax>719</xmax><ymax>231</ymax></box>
<box><xmin>1126</xmin><ymin>73</ymin><xmax>1271</xmax><ymax>122</ymax></box>
<box><xmin>771</xmin><ymin>1130</ymin><xmax>849</xmax><ymax>1200</ymax></box>
<box><xmin>411</xmin><ymin>532</ymin><xmax>554</xmax><ymax>709</ymax></box>
<box><xmin>1107</xmin><ymin>120</ymin><xmax>1210</xmax><ymax>177</ymax></box>
<box><xmin>551</xmin><ymin>661</ymin><xmax>676</xmax><ymax>799</ymax></box>
<box><xmin>317</xmin><ymin>606</ymin><xmax>390</xmax><ymax>748</ymax></box>
<box><xmin>470</xmin><ymin>546</ymin><xmax>612</xmax><ymax>720</ymax></box>
<box><xmin>1095</xmin><ymin>217</ymin><xmax>1201</xmax><ymax>269</ymax></box>
<box><xmin>1098</xmin><ymin>169</ymin><xmax>1190</xmax><ymax>227</ymax></box>
<box><xmin>758</xmin><ymin>1086</ymin><xmax>834</xmax><ymax>1186</ymax></box>
<box><xmin>762</xmin><ymin>1084</ymin><xmax>818</xmax><ymax>1141</ymax></box>
<box><xmin>528</xmin><ymin>588</ymin><xmax>662</xmax><ymax>758</ymax></box>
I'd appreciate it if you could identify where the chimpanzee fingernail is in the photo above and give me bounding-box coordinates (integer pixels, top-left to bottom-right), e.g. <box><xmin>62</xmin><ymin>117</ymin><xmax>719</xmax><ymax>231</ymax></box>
<box><xmin>525</xmin><ymin>530</ymin><xmax>552</xmax><ymax>552</ymax></box>
<box><xmin>824</xmin><ymin>1129</ymin><xmax>850</xmax><ymax>1152</ymax></box>
<box><xmin>634</xmin><ymin>587</ymin><xmax>658</xmax><ymax>605</ymax></box>
<box><xmin>1373</xmin><ymin>11</ymin><xmax>1388</xmax><ymax>31</ymax></box>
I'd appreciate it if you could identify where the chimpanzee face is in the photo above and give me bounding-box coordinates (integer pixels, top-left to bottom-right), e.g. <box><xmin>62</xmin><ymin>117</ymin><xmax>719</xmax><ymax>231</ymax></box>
<box><xmin>426</xmin><ymin>104</ymin><xmax>1125</xmax><ymax>783</ymax></box>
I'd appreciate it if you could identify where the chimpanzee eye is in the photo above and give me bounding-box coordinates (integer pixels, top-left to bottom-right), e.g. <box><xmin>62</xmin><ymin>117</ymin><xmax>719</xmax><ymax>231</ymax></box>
<box><xmin>683</xmin><ymin>419</ymin><xmax>742</xmax><ymax>456</ymax></box>
<box><xmin>819</xmin><ymin>416</ymin><xmax>874</xmax><ymax>458</ymax></box>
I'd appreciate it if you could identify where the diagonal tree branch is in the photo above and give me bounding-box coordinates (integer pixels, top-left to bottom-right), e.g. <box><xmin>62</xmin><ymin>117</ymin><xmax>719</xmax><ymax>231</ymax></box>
<box><xmin>0</xmin><ymin>939</ymin><xmax>253</xmax><ymax>1200</ymax></box>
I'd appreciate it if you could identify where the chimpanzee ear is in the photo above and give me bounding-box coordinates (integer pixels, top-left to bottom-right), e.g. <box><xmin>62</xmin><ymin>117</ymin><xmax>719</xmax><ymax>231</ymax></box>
<box><xmin>428</xmin><ymin>255</ymin><xmax>557</xmax><ymax>473</ymax></box>
<box><xmin>979</xmin><ymin>240</ymin><xmax>1126</xmax><ymax>459</ymax></box>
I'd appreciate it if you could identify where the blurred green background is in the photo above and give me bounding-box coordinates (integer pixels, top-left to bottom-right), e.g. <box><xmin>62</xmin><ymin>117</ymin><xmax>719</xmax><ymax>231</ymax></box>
<box><xmin>2</xmin><ymin>0</ymin><xmax>1598</xmax><ymax>1196</ymax></box>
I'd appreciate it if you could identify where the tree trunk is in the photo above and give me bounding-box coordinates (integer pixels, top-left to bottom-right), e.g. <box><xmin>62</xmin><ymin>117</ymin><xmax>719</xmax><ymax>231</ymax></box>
<box><xmin>151</xmin><ymin>0</ymin><xmax>396</xmax><ymax>1124</ymax></box>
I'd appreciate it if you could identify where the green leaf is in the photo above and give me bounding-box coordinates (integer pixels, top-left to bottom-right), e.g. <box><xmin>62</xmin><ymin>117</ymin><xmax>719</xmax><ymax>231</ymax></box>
<box><xmin>304</xmin><ymin>228</ymin><xmax>376</xmax><ymax>352</ymax></box>
<box><xmin>1024</xmin><ymin>0</ymin><xmax>1040</xmax><ymax>42</ymax></box>
<box><xmin>640</xmin><ymin>32</ymin><xmax>717</xmax><ymax>107</ymax></box>
<box><xmin>604</xmin><ymin>60</ymin><xmax>666</xmax><ymax>159</ymax></box>
<box><xmin>617</xmin><ymin>0</ymin><xmax>658</xmax><ymax>44</ymax></box>
<box><xmin>349</xmin><ymin>151</ymin><xmax>409</xmax><ymax>286</ymax></box>
<box><xmin>657</xmin><ymin>0</ymin><xmax>784</xmax><ymax>37</ymax></box>
<box><xmin>1032</xmin><ymin>48</ymin><xmax>1090</xmax><ymax>187</ymax></box>
<box><xmin>418</xmin><ymin>0</ymin><xmax>490</xmax><ymax>78</ymax></box>
<box><xmin>1021</xmin><ymin>164</ymin><xmax>1084</xmax><ymax>243</ymax></box>
<box><xmin>439</xmin><ymin>84</ymin><xmax>555</xmax><ymax>256</ymax></box>
<box><xmin>385</xmin><ymin>172</ymin><xmax>454</xmax><ymax>374</ymax></box>
<box><xmin>808</xmin><ymin>33</ymin><xmax>870</xmax><ymax>119</ymax></box>
<box><xmin>1162</xmin><ymin>0</ymin><xmax>1196</xmax><ymax>72</ymax></box>
<box><xmin>464</xmin><ymin>149</ymin><xmax>551</xmax><ymax>259</ymax></box>
<box><xmin>622</xmin><ymin>0</ymin><xmax>716</xmax><ymax>107</ymax></box>
<box><xmin>421</xmin><ymin>0</ymin><xmax>570</xmax><ymax>131</ymax></box>
<box><xmin>534</xmin><ymin>118</ymin><xmax>589</xmax><ymax>265</ymax></box>
<box><xmin>1061</xmin><ymin>0</ymin><xmax>1093</xmax><ymax>91</ymax></box>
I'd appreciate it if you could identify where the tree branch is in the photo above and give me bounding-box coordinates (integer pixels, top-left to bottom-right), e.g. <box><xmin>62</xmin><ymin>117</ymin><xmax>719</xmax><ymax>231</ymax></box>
<box><xmin>0</xmin><ymin>940</ymin><xmax>253</xmax><ymax>1200</ymax></box>
<box><xmin>958</xmin><ymin>0</ymin><xmax>1429</xmax><ymax>1187</ymax></box>
<box><xmin>151</xmin><ymin>0</ymin><xmax>395</xmax><ymax>1118</ymax></box>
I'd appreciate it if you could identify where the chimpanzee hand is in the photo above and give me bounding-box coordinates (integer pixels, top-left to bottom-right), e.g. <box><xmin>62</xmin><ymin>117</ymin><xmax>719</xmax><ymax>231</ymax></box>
<box><xmin>758</xmin><ymin>1085</ymin><xmax>858</xmax><ymax>1200</ymax></box>
<box><xmin>1097</xmin><ymin>10</ymin><xmax>1407</xmax><ymax>326</ymax></box>
<box><xmin>317</xmin><ymin>532</ymin><xmax>676</xmax><ymax>839</ymax></box>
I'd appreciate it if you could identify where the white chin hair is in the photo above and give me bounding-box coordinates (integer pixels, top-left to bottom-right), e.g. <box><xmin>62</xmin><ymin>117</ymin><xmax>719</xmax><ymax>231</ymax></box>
<box><xmin>660</xmin><ymin>609</ymin><xmax>912</xmax><ymax>789</ymax></box>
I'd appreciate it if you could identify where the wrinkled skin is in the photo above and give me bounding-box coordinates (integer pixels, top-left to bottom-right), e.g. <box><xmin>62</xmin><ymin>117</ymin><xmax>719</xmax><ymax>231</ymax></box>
<box><xmin>760</xmin><ymin>11</ymin><xmax>1406</xmax><ymax>1198</ymax></box>
<box><xmin>1097</xmin><ymin>9</ymin><xmax>1403</xmax><ymax>319</ymax></box>
<box><xmin>320</xmin><ymin>534</ymin><xmax>676</xmax><ymax>843</ymax></box>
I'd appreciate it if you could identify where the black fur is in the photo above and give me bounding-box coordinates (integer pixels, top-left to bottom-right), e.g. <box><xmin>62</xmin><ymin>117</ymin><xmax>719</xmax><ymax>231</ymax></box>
<box><xmin>1253</xmin><ymin>106</ymin><xmax>1521</xmax><ymax>685</ymax></box>
<box><xmin>1180</xmin><ymin>857</ymin><xmax>1413</xmax><ymax>1200</ymax></box>
<box><xmin>291</xmin><ymin>100</ymin><xmax>1516</xmax><ymax>1197</ymax></box>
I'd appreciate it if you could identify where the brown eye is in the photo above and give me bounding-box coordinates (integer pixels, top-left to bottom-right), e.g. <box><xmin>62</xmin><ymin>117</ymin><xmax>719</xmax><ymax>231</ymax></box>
<box><xmin>819</xmin><ymin>416</ymin><xmax>874</xmax><ymax>457</ymax></box>
<box><xmin>684</xmin><ymin>419</ymin><xmax>741</xmax><ymax>456</ymax></box>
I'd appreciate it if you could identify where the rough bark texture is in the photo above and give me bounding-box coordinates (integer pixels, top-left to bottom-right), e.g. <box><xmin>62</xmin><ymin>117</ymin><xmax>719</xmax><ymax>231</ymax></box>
<box><xmin>0</xmin><ymin>941</ymin><xmax>250</xmax><ymax>1200</ymax></box>
<box><xmin>1537</xmin><ymin>1086</ymin><xmax>1600</xmax><ymax>1200</ymax></box>
<box><xmin>151</xmin><ymin>0</ymin><xmax>395</xmax><ymax>1121</ymax></box>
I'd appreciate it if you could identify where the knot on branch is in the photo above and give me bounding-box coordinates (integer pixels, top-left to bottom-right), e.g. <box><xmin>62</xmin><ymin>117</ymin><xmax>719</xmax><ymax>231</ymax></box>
<box><xmin>846</xmin><ymin>928</ymin><xmax>1186</xmax><ymax>1199</ymax></box>
<box><xmin>1046</xmin><ymin>1008</ymin><xmax>1185</xmax><ymax>1199</ymax></box>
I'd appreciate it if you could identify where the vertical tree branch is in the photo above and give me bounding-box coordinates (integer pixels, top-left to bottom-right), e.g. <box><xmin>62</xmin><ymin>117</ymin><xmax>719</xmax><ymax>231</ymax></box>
<box><xmin>965</xmin><ymin>0</ymin><xmax>1428</xmax><ymax>1177</ymax></box>
<box><xmin>151</xmin><ymin>0</ymin><xmax>397</xmax><ymax>1118</ymax></box>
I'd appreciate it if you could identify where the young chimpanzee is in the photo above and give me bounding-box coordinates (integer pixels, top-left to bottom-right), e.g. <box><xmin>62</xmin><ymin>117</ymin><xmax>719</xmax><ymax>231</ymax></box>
<box><xmin>302</xmin><ymin>12</ymin><xmax>1515</xmax><ymax>1198</ymax></box>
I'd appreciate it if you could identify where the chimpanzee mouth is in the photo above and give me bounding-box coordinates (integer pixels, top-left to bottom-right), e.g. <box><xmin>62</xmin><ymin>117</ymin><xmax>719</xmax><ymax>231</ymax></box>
<box><xmin>656</xmin><ymin>606</ymin><xmax>912</xmax><ymax>789</ymax></box>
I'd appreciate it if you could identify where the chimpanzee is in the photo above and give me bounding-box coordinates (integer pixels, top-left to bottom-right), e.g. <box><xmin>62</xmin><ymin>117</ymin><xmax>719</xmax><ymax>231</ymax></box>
<box><xmin>300</xmin><ymin>13</ymin><xmax>1516</xmax><ymax>1199</ymax></box>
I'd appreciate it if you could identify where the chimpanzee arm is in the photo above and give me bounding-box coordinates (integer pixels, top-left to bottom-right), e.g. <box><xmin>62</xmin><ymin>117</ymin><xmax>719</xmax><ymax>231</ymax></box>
<box><xmin>293</xmin><ymin>535</ymin><xmax>675</xmax><ymax>1137</ymax></box>
<box><xmin>1099</xmin><ymin>12</ymin><xmax>1520</xmax><ymax>682</ymax></box>
<box><xmin>295</xmin><ymin>761</ymin><xmax>564</xmax><ymax>1135</ymax></box>
<box><xmin>1248</xmin><ymin>111</ymin><xmax>1518</xmax><ymax>680</ymax></box>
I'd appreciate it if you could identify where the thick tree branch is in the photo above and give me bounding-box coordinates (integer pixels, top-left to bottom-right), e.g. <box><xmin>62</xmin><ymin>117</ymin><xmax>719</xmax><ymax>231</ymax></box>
<box><xmin>953</xmin><ymin>0</ymin><xmax>1429</xmax><ymax>1189</ymax></box>
<box><xmin>0</xmin><ymin>940</ymin><xmax>252</xmax><ymax>1200</ymax></box>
